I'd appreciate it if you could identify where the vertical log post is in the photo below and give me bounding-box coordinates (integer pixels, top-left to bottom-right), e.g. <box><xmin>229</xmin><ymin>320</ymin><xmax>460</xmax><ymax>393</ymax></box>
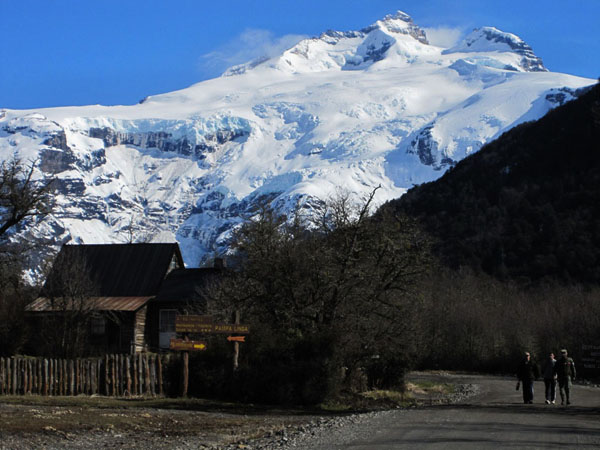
<box><xmin>104</xmin><ymin>355</ymin><xmax>109</xmax><ymax>396</ymax></box>
<box><xmin>182</xmin><ymin>352</ymin><xmax>189</xmax><ymax>397</ymax></box>
<box><xmin>12</xmin><ymin>357</ymin><xmax>17</xmax><ymax>395</ymax></box>
<box><xmin>115</xmin><ymin>355</ymin><xmax>120</xmax><ymax>396</ymax></box>
<box><xmin>132</xmin><ymin>355</ymin><xmax>138</xmax><ymax>395</ymax></box>
<box><xmin>15</xmin><ymin>358</ymin><xmax>20</xmax><ymax>395</ymax></box>
<box><xmin>29</xmin><ymin>360</ymin><xmax>33</xmax><ymax>395</ymax></box>
<box><xmin>23</xmin><ymin>359</ymin><xmax>29</xmax><ymax>395</ymax></box>
<box><xmin>149</xmin><ymin>355</ymin><xmax>156</xmax><ymax>397</ymax></box>
<box><xmin>125</xmin><ymin>356</ymin><xmax>131</xmax><ymax>396</ymax></box>
<box><xmin>70</xmin><ymin>360</ymin><xmax>75</xmax><ymax>396</ymax></box>
<box><xmin>37</xmin><ymin>359</ymin><xmax>42</xmax><ymax>395</ymax></box>
<box><xmin>29</xmin><ymin>360</ymin><xmax>35</xmax><ymax>395</ymax></box>
<box><xmin>144</xmin><ymin>355</ymin><xmax>151</xmax><ymax>395</ymax></box>
<box><xmin>43</xmin><ymin>359</ymin><xmax>48</xmax><ymax>396</ymax></box>
<box><xmin>52</xmin><ymin>359</ymin><xmax>56</xmax><ymax>396</ymax></box>
<box><xmin>111</xmin><ymin>355</ymin><xmax>117</xmax><ymax>396</ymax></box>
<box><xmin>6</xmin><ymin>358</ymin><xmax>11</xmax><ymax>395</ymax></box>
<box><xmin>58</xmin><ymin>359</ymin><xmax>63</xmax><ymax>396</ymax></box>
<box><xmin>233</xmin><ymin>310</ymin><xmax>240</xmax><ymax>371</ymax></box>
<box><xmin>157</xmin><ymin>355</ymin><xmax>163</xmax><ymax>397</ymax></box>
<box><xmin>138</xmin><ymin>353</ymin><xmax>143</xmax><ymax>395</ymax></box>
<box><xmin>76</xmin><ymin>359</ymin><xmax>81</xmax><ymax>395</ymax></box>
<box><xmin>91</xmin><ymin>360</ymin><xmax>96</xmax><ymax>395</ymax></box>
<box><xmin>0</xmin><ymin>357</ymin><xmax>4</xmax><ymax>395</ymax></box>
<box><xmin>64</xmin><ymin>359</ymin><xmax>68</xmax><ymax>396</ymax></box>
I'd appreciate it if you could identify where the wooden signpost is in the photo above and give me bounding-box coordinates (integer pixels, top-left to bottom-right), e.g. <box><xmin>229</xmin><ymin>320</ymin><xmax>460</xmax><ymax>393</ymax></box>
<box><xmin>173</xmin><ymin>313</ymin><xmax>250</xmax><ymax>396</ymax></box>
<box><xmin>175</xmin><ymin>315</ymin><xmax>250</xmax><ymax>334</ymax></box>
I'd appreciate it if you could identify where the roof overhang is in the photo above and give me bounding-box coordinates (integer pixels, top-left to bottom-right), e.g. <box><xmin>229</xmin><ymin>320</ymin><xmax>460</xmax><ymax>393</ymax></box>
<box><xmin>26</xmin><ymin>296</ymin><xmax>153</xmax><ymax>312</ymax></box>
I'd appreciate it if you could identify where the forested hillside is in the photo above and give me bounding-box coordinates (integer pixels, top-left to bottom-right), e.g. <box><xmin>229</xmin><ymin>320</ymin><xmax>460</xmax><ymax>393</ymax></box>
<box><xmin>387</xmin><ymin>82</ymin><xmax>600</xmax><ymax>284</ymax></box>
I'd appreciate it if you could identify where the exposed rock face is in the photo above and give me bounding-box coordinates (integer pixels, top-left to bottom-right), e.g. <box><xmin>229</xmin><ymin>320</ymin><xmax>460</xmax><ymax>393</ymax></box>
<box><xmin>39</xmin><ymin>148</ymin><xmax>77</xmax><ymax>174</ymax></box>
<box><xmin>88</xmin><ymin>127</ymin><xmax>249</xmax><ymax>160</ymax></box>
<box><xmin>444</xmin><ymin>27</ymin><xmax>547</xmax><ymax>72</ymax></box>
<box><xmin>42</xmin><ymin>130</ymin><xmax>70</xmax><ymax>151</ymax></box>
<box><xmin>361</xmin><ymin>11</ymin><xmax>429</xmax><ymax>45</ymax></box>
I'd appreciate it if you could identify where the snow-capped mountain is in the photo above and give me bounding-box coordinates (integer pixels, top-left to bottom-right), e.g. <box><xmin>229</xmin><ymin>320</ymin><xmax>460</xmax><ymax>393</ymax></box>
<box><xmin>0</xmin><ymin>11</ymin><xmax>594</xmax><ymax>267</ymax></box>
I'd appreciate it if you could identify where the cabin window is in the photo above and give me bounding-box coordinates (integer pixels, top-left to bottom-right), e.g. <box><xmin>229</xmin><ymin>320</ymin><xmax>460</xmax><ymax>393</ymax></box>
<box><xmin>91</xmin><ymin>316</ymin><xmax>106</xmax><ymax>335</ymax></box>
<box><xmin>159</xmin><ymin>309</ymin><xmax>178</xmax><ymax>349</ymax></box>
<box><xmin>159</xmin><ymin>309</ymin><xmax>178</xmax><ymax>332</ymax></box>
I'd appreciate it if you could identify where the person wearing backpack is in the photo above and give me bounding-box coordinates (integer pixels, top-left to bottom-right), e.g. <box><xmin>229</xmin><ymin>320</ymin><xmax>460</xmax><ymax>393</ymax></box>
<box><xmin>554</xmin><ymin>349</ymin><xmax>576</xmax><ymax>405</ymax></box>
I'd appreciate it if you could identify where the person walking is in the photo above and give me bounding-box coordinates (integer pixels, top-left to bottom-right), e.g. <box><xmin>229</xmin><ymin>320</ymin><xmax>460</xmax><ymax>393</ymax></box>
<box><xmin>517</xmin><ymin>351</ymin><xmax>539</xmax><ymax>404</ymax></box>
<box><xmin>542</xmin><ymin>352</ymin><xmax>557</xmax><ymax>404</ymax></box>
<box><xmin>554</xmin><ymin>348</ymin><xmax>576</xmax><ymax>405</ymax></box>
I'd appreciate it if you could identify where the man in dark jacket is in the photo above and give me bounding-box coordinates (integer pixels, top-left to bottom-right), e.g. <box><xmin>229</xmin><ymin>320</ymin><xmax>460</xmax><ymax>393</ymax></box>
<box><xmin>517</xmin><ymin>351</ymin><xmax>540</xmax><ymax>404</ymax></box>
<box><xmin>554</xmin><ymin>349</ymin><xmax>576</xmax><ymax>405</ymax></box>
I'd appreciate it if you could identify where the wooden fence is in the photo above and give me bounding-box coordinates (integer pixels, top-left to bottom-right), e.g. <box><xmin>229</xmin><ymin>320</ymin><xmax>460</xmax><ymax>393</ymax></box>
<box><xmin>0</xmin><ymin>354</ymin><xmax>164</xmax><ymax>397</ymax></box>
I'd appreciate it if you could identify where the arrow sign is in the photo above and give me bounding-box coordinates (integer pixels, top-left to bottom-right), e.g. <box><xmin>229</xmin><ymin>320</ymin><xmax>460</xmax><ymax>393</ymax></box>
<box><xmin>227</xmin><ymin>336</ymin><xmax>246</xmax><ymax>343</ymax></box>
<box><xmin>170</xmin><ymin>339</ymin><xmax>208</xmax><ymax>351</ymax></box>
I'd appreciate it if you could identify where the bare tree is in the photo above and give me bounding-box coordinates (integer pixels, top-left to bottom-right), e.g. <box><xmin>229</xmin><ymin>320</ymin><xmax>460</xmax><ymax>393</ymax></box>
<box><xmin>0</xmin><ymin>155</ymin><xmax>55</xmax><ymax>240</ymax></box>
<box><xmin>206</xmin><ymin>188</ymin><xmax>432</xmax><ymax>400</ymax></box>
<box><xmin>37</xmin><ymin>250</ymin><xmax>99</xmax><ymax>358</ymax></box>
<box><xmin>0</xmin><ymin>155</ymin><xmax>55</xmax><ymax>355</ymax></box>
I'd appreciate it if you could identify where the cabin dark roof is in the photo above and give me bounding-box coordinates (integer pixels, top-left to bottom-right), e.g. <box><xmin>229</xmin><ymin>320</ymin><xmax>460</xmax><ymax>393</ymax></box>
<box><xmin>40</xmin><ymin>243</ymin><xmax>184</xmax><ymax>298</ymax></box>
<box><xmin>152</xmin><ymin>268</ymin><xmax>222</xmax><ymax>304</ymax></box>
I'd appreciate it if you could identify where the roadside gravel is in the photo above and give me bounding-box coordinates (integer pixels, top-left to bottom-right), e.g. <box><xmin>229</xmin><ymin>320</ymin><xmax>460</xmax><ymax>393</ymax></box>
<box><xmin>231</xmin><ymin>380</ymin><xmax>480</xmax><ymax>450</ymax></box>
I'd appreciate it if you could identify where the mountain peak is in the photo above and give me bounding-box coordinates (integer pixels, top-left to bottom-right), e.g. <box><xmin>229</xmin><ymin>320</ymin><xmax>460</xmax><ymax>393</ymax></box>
<box><xmin>225</xmin><ymin>10</ymin><xmax>431</xmax><ymax>76</ymax></box>
<box><xmin>361</xmin><ymin>10</ymin><xmax>429</xmax><ymax>45</ymax></box>
<box><xmin>444</xmin><ymin>26</ymin><xmax>546</xmax><ymax>72</ymax></box>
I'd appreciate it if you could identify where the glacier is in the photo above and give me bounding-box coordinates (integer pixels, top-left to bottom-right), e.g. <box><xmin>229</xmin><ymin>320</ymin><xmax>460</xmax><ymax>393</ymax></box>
<box><xmin>0</xmin><ymin>11</ymin><xmax>594</xmax><ymax>268</ymax></box>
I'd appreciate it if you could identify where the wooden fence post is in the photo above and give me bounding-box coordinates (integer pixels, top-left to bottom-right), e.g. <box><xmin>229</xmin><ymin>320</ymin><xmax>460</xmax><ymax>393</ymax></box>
<box><xmin>74</xmin><ymin>358</ymin><xmax>81</xmax><ymax>395</ymax></box>
<box><xmin>58</xmin><ymin>359</ymin><xmax>63</xmax><ymax>396</ymax></box>
<box><xmin>182</xmin><ymin>352</ymin><xmax>189</xmax><ymax>397</ymax></box>
<box><xmin>43</xmin><ymin>359</ymin><xmax>48</xmax><ymax>396</ymax></box>
<box><xmin>28</xmin><ymin>360</ymin><xmax>33</xmax><ymax>395</ymax></box>
<box><xmin>132</xmin><ymin>354</ymin><xmax>138</xmax><ymax>395</ymax></box>
<box><xmin>0</xmin><ymin>357</ymin><xmax>5</xmax><ymax>395</ymax></box>
<box><xmin>158</xmin><ymin>355</ymin><xmax>163</xmax><ymax>397</ymax></box>
<box><xmin>91</xmin><ymin>360</ymin><xmax>96</xmax><ymax>395</ymax></box>
<box><xmin>138</xmin><ymin>353</ymin><xmax>143</xmax><ymax>395</ymax></box>
<box><xmin>150</xmin><ymin>355</ymin><xmax>156</xmax><ymax>397</ymax></box>
<box><xmin>49</xmin><ymin>358</ymin><xmax>53</xmax><ymax>395</ymax></box>
<box><xmin>22</xmin><ymin>359</ymin><xmax>28</xmax><ymax>395</ymax></box>
<box><xmin>103</xmin><ymin>355</ymin><xmax>108</xmax><ymax>395</ymax></box>
<box><xmin>61</xmin><ymin>360</ymin><xmax>65</xmax><ymax>396</ymax></box>
<box><xmin>119</xmin><ymin>354</ymin><xmax>124</xmax><ymax>395</ymax></box>
<box><xmin>110</xmin><ymin>354</ymin><xmax>116</xmax><ymax>396</ymax></box>
<box><xmin>15</xmin><ymin>358</ymin><xmax>20</xmax><ymax>395</ymax></box>
<box><xmin>144</xmin><ymin>354</ymin><xmax>151</xmax><ymax>395</ymax></box>
<box><xmin>11</xmin><ymin>357</ymin><xmax>17</xmax><ymax>395</ymax></box>
<box><xmin>37</xmin><ymin>358</ymin><xmax>42</xmax><ymax>395</ymax></box>
<box><xmin>125</xmin><ymin>356</ymin><xmax>131</xmax><ymax>396</ymax></box>
<box><xmin>68</xmin><ymin>359</ymin><xmax>73</xmax><ymax>395</ymax></box>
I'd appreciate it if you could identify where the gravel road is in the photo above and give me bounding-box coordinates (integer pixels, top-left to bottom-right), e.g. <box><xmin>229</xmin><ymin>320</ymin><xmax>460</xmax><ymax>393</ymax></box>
<box><xmin>264</xmin><ymin>373</ymin><xmax>600</xmax><ymax>449</ymax></box>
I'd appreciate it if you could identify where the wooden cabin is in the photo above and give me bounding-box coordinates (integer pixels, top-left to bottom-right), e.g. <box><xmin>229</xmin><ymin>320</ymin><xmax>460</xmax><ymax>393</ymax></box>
<box><xmin>26</xmin><ymin>243</ymin><xmax>188</xmax><ymax>355</ymax></box>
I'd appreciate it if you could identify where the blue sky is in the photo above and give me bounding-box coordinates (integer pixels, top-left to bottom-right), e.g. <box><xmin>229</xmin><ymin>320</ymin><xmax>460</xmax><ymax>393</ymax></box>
<box><xmin>1</xmin><ymin>0</ymin><xmax>598</xmax><ymax>109</ymax></box>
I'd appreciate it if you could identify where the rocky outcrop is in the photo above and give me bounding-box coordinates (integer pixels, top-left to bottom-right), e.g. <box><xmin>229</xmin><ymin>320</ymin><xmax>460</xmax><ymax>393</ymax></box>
<box><xmin>88</xmin><ymin>127</ymin><xmax>249</xmax><ymax>158</ymax></box>
<box><xmin>361</xmin><ymin>11</ymin><xmax>429</xmax><ymax>45</ymax></box>
<box><xmin>444</xmin><ymin>27</ymin><xmax>546</xmax><ymax>72</ymax></box>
